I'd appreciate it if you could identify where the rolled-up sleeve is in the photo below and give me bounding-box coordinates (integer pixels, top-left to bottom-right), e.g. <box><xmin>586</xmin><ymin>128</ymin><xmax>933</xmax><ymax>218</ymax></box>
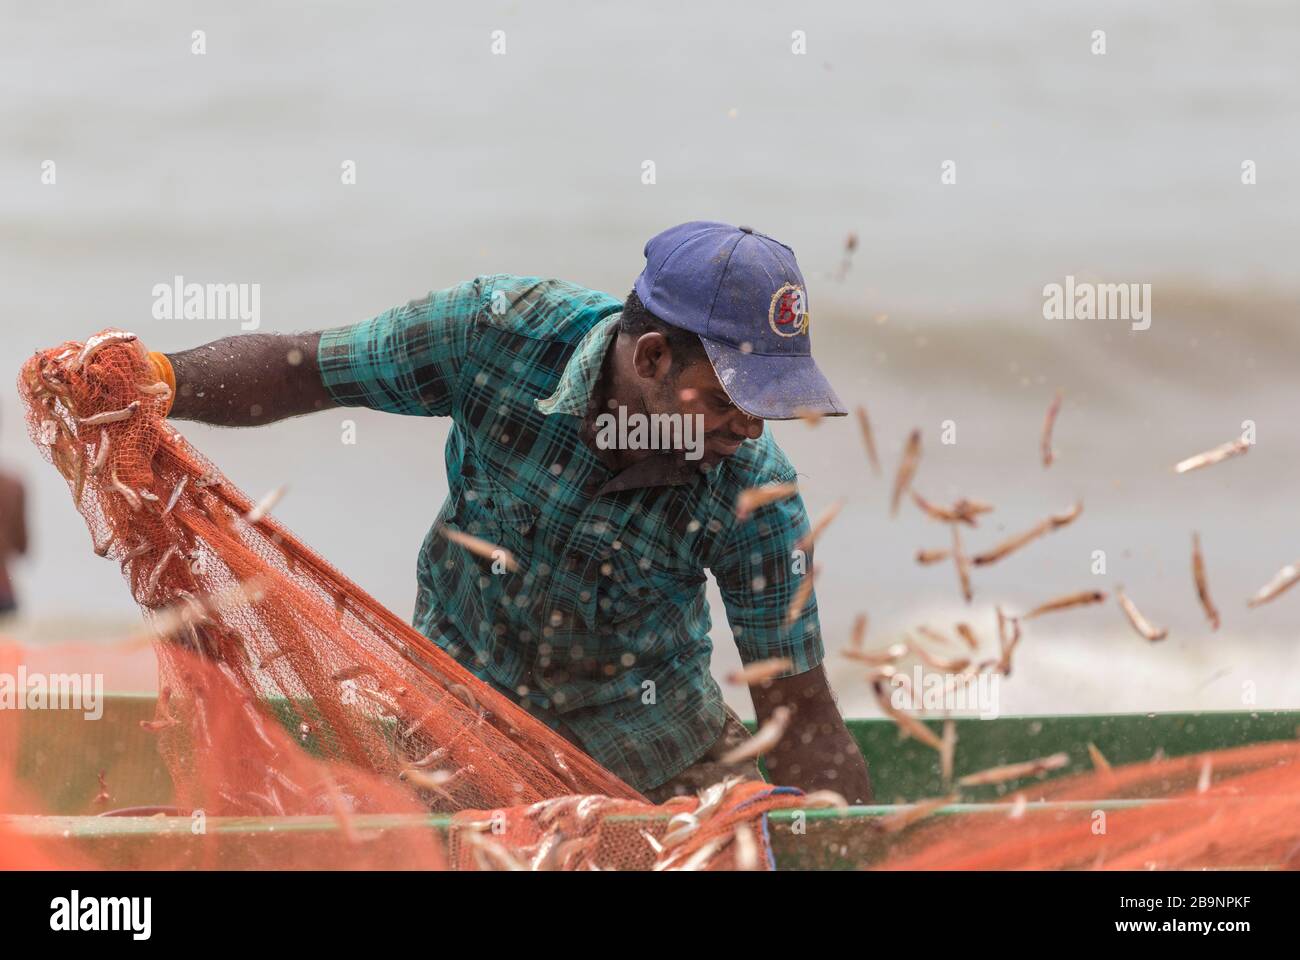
<box><xmin>317</xmin><ymin>279</ymin><xmax>484</xmax><ymax>416</ymax></box>
<box><xmin>711</xmin><ymin>475</ymin><xmax>825</xmax><ymax>676</ymax></box>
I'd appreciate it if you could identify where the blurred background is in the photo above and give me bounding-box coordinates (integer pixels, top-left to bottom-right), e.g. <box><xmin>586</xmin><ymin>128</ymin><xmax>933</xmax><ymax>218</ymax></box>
<box><xmin>2</xmin><ymin>0</ymin><xmax>1298</xmax><ymax>717</ymax></box>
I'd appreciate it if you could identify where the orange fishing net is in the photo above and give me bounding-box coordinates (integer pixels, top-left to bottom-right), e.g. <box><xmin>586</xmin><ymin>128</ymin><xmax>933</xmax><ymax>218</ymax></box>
<box><xmin>876</xmin><ymin>740</ymin><xmax>1300</xmax><ymax>870</ymax></box>
<box><xmin>10</xmin><ymin>329</ymin><xmax>803</xmax><ymax>870</ymax></box>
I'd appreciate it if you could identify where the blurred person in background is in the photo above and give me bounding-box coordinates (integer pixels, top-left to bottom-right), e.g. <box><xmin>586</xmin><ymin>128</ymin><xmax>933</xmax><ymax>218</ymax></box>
<box><xmin>0</xmin><ymin>411</ymin><xmax>30</xmax><ymax>617</ymax></box>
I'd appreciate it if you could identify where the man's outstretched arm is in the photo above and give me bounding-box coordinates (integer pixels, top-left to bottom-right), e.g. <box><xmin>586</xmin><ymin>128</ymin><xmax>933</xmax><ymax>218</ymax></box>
<box><xmin>164</xmin><ymin>280</ymin><xmax>486</xmax><ymax>426</ymax></box>
<box><xmin>751</xmin><ymin>663</ymin><xmax>873</xmax><ymax>804</ymax></box>
<box><xmin>166</xmin><ymin>333</ymin><xmax>334</xmax><ymax>427</ymax></box>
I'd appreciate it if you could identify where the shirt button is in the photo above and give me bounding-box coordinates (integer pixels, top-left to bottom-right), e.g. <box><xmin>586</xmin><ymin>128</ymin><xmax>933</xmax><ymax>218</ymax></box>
<box><xmin>485</xmin><ymin>498</ymin><xmax>496</xmax><ymax>510</ymax></box>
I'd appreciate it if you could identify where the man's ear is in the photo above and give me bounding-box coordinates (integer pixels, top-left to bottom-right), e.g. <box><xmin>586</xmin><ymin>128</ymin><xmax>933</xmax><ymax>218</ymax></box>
<box><xmin>631</xmin><ymin>332</ymin><xmax>673</xmax><ymax>381</ymax></box>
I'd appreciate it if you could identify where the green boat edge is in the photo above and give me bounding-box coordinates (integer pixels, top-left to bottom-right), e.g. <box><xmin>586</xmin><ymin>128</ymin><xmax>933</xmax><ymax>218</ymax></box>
<box><xmin>7</xmin><ymin>695</ymin><xmax>1297</xmax><ymax>869</ymax></box>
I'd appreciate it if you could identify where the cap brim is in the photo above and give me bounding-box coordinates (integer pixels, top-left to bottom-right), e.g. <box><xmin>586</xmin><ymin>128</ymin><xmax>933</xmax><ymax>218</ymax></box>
<box><xmin>700</xmin><ymin>339</ymin><xmax>848</xmax><ymax>420</ymax></box>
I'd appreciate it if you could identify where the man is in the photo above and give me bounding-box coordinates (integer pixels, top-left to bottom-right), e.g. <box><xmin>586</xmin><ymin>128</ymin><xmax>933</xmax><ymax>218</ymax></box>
<box><xmin>0</xmin><ymin>410</ymin><xmax>29</xmax><ymax>618</ymax></box>
<box><xmin>0</xmin><ymin>462</ymin><xmax>27</xmax><ymax>617</ymax></box>
<box><xmin>148</xmin><ymin>221</ymin><xmax>872</xmax><ymax>803</ymax></box>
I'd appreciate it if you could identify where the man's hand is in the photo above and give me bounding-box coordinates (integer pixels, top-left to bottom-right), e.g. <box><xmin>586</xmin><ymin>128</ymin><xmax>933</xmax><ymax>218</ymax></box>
<box><xmin>750</xmin><ymin>662</ymin><xmax>873</xmax><ymax>804</ymax></box>
<box><xmin>167</xmin><ymin>333</ymin><xmax>335</xmax><ymax>426</ymax></box>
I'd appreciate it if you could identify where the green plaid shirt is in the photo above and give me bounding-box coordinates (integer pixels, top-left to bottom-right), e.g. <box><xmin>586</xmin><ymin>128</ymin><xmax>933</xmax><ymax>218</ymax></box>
<box><xmin>318</xmin><ymin>275</ymin><xmax>824</xmax><ymax>791</ymax></box>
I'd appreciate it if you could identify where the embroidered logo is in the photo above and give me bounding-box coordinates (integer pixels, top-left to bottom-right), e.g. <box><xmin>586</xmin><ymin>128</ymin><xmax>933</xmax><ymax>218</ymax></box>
<box><xmin>768</xmin><ymin>283</ymin><xmax>810</xmax><ymax>337</ymax></box>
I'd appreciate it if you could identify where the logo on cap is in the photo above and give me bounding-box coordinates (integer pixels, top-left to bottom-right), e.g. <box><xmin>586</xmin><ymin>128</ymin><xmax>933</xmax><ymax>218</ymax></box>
<box><xmin>768</xmin><ymin>283</ymin><xmax>810</xmax><ymax>337</ymax></box>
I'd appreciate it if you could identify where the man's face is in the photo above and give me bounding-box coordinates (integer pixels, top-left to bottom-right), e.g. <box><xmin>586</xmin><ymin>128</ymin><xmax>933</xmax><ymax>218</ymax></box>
<box><xmin>634</xmin><ymin>334</ymin><xmax>765</xmax><ymax>465</ymax></box>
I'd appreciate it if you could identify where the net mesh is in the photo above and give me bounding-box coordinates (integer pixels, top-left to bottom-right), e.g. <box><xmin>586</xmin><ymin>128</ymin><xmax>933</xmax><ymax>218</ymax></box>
<box><xmin>875</xmin><ymin>740</ymin><xmax>1300</xmax><ymax>870</ymax></box>
<box><xmin>9</xmin><ymin>329</ymin><xmax>803</xmax><ymax>870</ymax></box>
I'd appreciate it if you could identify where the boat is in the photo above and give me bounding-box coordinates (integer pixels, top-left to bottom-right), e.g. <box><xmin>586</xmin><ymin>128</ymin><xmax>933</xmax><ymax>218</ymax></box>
<box><xmin>7</xmin><ymin>695</ymin><xmax>1296</xmax><ymax>869</ymax></box>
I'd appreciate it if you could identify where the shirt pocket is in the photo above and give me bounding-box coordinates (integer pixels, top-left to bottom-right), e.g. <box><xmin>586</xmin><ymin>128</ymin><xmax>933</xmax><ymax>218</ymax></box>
<box><xmin>448</xmin><ymin>474</ymin><xmax>540</xmax><ymax>567</ymax></box>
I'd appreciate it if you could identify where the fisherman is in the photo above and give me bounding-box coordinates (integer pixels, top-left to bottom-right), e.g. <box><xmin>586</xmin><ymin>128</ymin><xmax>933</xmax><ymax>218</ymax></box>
<box><xmin>134</xmin><ymin>221</ymin><xmax>873</xmax><ymax>803</ymax></box>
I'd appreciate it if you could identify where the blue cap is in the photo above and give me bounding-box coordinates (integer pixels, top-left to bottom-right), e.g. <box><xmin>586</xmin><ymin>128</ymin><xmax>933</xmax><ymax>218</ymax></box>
<box><xmin>633</xmin><ymin>221</ymin><xmax>846</xmax><ymax>420</ymax></box>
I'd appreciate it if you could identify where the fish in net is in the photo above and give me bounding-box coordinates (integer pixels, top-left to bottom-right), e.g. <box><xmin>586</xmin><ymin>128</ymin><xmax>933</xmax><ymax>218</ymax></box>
<box><xmin>874</xmin><ymin>740</ymin><xmax>1300</xmax><ymax>870</ymax></box>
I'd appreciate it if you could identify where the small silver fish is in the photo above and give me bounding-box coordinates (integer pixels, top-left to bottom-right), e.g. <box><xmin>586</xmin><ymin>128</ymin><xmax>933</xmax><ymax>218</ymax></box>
<box><xmin>726</xmin><ymin>658</ymin><xmax>794</xmax><ymax>686</ymax></box>
<box><xmin>659</xmin><ymin>811</ymin><xmax>700</xmax><ymax>850</ymax></box>
<box><xmin>1247</xmin><ymin>561</ymin><xmax>1300</xmax><ymax>608</ymax></box>
<box><xmin>720</xmin><ymin>705</ymin><xmax>791</xmax><ymax>764</ymax></box>
<box><xmin>110</xmin><ymin>468</ymin><xmax>142</xmax><ymax>511</ymax></box>
<box><xmin>92</xmin><ymin>529</ymin><xmax>116</xmax><ymax>557</ymax></box>
<box><xmin>957</xmin><ymin>752</ymin><xmax>1070</xmax><ymax>787</ymax></box>
<box><xmin>162</xmin><ymin>475</ymin><xmax>188</xmax><ymax>515</ymax></box>
<box><xmin>144</xmin><ymin>545</ymin><xmax>179</xmax><ymax>597</ymax></box>
<box><xmin>78</xmin><ymin>400</ymin><xmax>141</xmax><ymax>428</ymax></box>
<box><xmin>70</xmin><ymin>331</ymin><xmax>138</xmax><ymax>371</ymax></box>
<box><xmin>244</xmin><ymin>484</ymin><xmax>287</xmax><ymax>524</ymax></box>
<box><xmin>118</xmin><ymin>540</ymin><xmax>152</xmax><ymax>562</ymax></box>
<box><xmin>89</xmin><ymin>428</ymin><xmax>110</xmax><ymax>477</ymax></box>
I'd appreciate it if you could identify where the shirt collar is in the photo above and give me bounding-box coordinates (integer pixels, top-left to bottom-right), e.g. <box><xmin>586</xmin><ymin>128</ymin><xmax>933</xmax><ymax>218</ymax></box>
<box><xmin>535</xmin><ymin>312</ymin><xmax>724</xmax><ymax>493</ymax></box>
<box><xmin>535</xmin><ymin>314</ymin><xmax>620</xmax><ymax>417</ymax></box>
<box><xmin>596</xmin><ymin>452</ymin><xmax>704</xmax><ymax>494</ymax></box>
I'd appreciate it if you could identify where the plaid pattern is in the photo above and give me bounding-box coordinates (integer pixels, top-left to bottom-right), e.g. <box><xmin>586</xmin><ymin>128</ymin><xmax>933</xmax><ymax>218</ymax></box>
<box><xmin>318</xmin><ymin>275</ymin><xmax>824</xmax><ymax>792</ymax></box>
